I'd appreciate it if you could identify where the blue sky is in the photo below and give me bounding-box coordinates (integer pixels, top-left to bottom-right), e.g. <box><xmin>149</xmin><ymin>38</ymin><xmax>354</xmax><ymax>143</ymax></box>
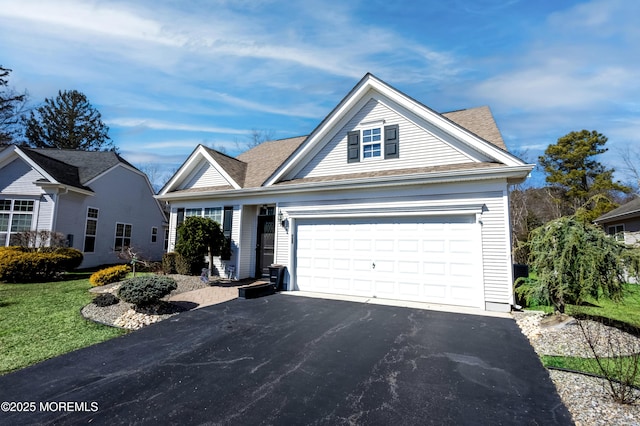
<box><xmin>1</xmin><ymin>0</ymin><xmax>639</xmax><ymax>189</ymax></box>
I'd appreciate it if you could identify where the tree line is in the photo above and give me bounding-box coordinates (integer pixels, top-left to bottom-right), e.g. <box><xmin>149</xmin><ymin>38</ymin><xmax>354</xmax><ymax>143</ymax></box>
<box><xmin>0</xmin><ymin>65</ymin><xmax>114</xmax><ymax>151</ymax></box>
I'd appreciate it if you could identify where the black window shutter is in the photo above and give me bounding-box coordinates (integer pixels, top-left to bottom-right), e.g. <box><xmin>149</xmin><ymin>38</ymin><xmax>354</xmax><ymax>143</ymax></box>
<box><xmin>347</xmin><ymin>130</ymin><xmax>360</xmax><ymax>163</ymax></box>
<box><xmin>384</xmin><ymin>125</ymin><xmax>399</xmax><ymax>159</ymax></box>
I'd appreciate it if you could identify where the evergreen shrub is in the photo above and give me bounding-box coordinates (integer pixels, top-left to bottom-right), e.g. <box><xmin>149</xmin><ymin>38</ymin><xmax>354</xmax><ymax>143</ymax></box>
<box><xmin>117</xmin><ymin>275</ymin><xmax>177</xmax><ymax>306</ymax></box>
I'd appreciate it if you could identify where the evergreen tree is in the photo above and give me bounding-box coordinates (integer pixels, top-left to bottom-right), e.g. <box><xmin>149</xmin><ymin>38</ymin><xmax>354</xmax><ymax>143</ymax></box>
<box><xmin>0</xmin><ymin>66</ymin><xmax>28</xmax><ymax>145</ymax></box>
<box><xmin>539</xmin><ymin>130</ymin><xmax>629</xmax><ymax>215</ymax></box>
<box><xmin>23</xmin><ymin>89</ymin><xmax>115</xmax><ymax>151</ymax></box>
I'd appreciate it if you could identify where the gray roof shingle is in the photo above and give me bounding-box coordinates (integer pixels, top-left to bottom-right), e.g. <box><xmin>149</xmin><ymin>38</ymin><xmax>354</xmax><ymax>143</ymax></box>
<box><xmin>19</xmin><ymin>147</ymin><xmax>135</xmax><ymax>191</ymax></box>
<box><xmin>594</xmin><ymin>197</ymin><xmax>640</xmax><ymax>223</ymax></box>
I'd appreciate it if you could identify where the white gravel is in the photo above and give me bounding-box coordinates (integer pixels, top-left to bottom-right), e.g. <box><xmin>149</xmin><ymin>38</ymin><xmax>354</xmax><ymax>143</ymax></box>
<box><xmin>513</xmin><ymin>311</ymin><xmax>640</xmax><ymax>425</ymax></box>
<box><xmin>82</xmin><ymin>274</ymin><xmax>208</xmax><ymax>330</ymax></box>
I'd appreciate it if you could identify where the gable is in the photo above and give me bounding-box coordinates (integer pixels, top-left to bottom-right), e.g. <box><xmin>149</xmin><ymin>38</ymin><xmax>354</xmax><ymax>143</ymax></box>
<box><xmin>267</xmin><ymin>74</ymin><xmax>527</xmax><ymax>187</ymax></box>
<box><xmin>178</xmin><ymin>160</ymin><xmax>234</xmax><ymax>190</ymax></box>
<box><xmin>290</xmin><ymin>96</ymin><xmax>494</xmax><ymax>181</ymax></box>
<box><xmin>0</xmin><ymin>158</ymin><xmax>47</xmax><ymax>195</ymax></box>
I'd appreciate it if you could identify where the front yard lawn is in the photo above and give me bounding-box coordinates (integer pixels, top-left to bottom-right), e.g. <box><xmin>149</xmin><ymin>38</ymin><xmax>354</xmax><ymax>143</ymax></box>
<box><xmin>0</xmin><ymin>273</ymin><xmax>126</xmax><ymax>375</ymax></box>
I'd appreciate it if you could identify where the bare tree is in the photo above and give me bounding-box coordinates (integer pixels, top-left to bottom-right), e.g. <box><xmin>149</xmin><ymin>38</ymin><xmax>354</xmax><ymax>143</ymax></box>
<box><xmin>618</xmin><ymin>145</ymin><xmax>640</xmax><ymax>193</ymax></box>
<box><xmin>235</xmin><ymin>128</ymin><xmax>275</xmax><ymax>152</ymax></box>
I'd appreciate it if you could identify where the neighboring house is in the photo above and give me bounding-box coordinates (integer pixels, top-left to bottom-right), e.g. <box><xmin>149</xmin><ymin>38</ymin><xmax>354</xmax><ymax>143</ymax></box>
<box><xmin>158</xmin><ymin>74</ymin><xmax>533</xmax><ymax>312</ymax></box>
<box><xmin>0</xmin><ymin>145</ymin><xmax>167</xmax><ymax>268</ymax></box>
<box><xmin>594</xmin><ymin>197</ymin><xmax>640</xmax><ymax>245</ymax></box>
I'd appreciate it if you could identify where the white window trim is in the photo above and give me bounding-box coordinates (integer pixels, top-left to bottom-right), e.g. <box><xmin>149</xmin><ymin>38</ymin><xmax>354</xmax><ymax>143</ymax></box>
<box><xmin>357</xmin><ymin>120</ymin><xmax>385</xmax><ymax>162</ymax></box>
<box><xmin>83</xmin><ymin>206</ymin><xmax>99</xmax><ymax>253</ymax></box>
<box><xmin>114</xmin><ymin>222</ymin><xmax>133</xmax><ymax>252</ymax></box>
<box><xmin>151</xmin><ymin>226</ymin><xmax>158</xmax><ymax>244</ymax></box>
<box><xmin>0</xmin><ymin>199</ymin><xmax>36</xmax><ymax>246</ymax></box>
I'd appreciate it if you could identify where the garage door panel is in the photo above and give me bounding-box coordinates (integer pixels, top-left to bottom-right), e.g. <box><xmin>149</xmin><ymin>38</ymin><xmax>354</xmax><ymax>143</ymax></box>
<box><xmin>295</xmin><ymin>216</ymin><xmax>482</xmax><ymax>308</ymax></box>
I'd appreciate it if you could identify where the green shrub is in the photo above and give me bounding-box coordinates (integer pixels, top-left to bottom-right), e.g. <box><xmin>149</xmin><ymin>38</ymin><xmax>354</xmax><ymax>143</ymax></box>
<box><xmin>162</xmin><ymin>253</ymin><xmax>178</xmax><ymax>274</ymax></box>
<box><xmin>89</xmin><ymin>265</ymin><xmax>131</xmax><ymax>287</ymax></box>
<box><xmin>0</xmin><ymin>249</ymin><xmax>70</xmax><ymax>282</ymax></box>
<box><xmin>53</xmin><ymin>247</ymin><xmax>84</xmax><ymax>270</ymax></box>
<box><xmin>117</xmin><ymin>275</ymin><xmax>177</xmax><ymax>306</ymax></box>
<box><xmin>93</xmin><ymin>293</ymin><xmax>119</xmax><ymax>307</ymax></box>
<box><xmin>175</xmin><ymin>253</ymin><xmax>201</xmax><ymax>275</ymax></box>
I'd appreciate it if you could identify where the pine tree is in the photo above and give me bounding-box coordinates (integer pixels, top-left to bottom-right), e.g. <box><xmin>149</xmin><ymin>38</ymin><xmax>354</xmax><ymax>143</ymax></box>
<box><xmin>23</xmin><ymin>89</ymin><xmax>115</xmax><ymax>151</ymax></box>
<box><xmin>539</xmin><ymin>130</ymin><xmax>629</xmax><ymax>215</ymax></box>
<box><xmin>0</xmin><ymin>66</ymin><xmax>28</xmax><ymax>145</ymax></box>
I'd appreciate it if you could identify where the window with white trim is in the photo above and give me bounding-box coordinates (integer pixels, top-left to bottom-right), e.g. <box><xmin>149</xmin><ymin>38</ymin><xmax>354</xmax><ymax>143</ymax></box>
<box><xmin>151</xmin><ymin>227</ymin><xmax>158</xmax><ymax>243</ymax></box>
<box><xmin>84</xmin><ymin>207</ymin><xmax>99</xmax><ymax>253</ymax></box>
<box><xmin>362</xmin><ymin>127</ymin><xmax>381</xmax><ymax>159</ymax></box>
<box><xmin>203</xmin><ymin>207</ymin><xmax>223</xmax><ymax>224</ymax></box>
<box><xmin>114</xmin><ymin>223</ymin><xmax>132</xmax><ymax>251</ymax></box>
<box><xmin>0</xmin><ymin>199</ymin><xmax>35</xmax><ymax>246</ymax></box>
<box><xmin>347</xmin><ymin>123</ymin><xmax>399</xmax><ymax>163</ymax></box>
<box><xmin>607</xmin><ymin>224</ymin><xmax>625</xmax><ymax>242</ymax></box>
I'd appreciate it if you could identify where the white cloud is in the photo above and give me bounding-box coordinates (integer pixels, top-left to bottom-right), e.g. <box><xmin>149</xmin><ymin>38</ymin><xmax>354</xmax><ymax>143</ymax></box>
<box><xmin>107</xmin><ymin>118</ymin><xmax>247</xmax><ymax>135</ymax></box>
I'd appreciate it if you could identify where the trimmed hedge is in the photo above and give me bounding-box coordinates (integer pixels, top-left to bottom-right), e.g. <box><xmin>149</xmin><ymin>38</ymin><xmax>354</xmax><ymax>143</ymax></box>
<box><xmin>89</xmin><ymin>265</ymin><xmax>131</xmax><ymax>287</ymax></box>
<box><xmin>117</xmin><ymin>275</ymin><xmax>177</xmax><ymax>306</ymax></box>
<box><xmin>0</xmin><ymin>247</ymin><xmax>84</xmax><ymax>283</ymax></box>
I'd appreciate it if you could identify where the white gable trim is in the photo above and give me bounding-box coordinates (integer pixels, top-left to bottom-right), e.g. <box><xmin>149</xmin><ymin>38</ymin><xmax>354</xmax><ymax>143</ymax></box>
<box><xmin>0</xmin><ymin>145</ymin><xmax>58</xmax><ymax>185</ymax></box>
<box><xmin>264</xmin><ymin>74</ymin><xmax>526</xmax><ymax>187</ymax></box>
<box><xmin>158</xmin><ymin>145</ymin><xmax>241</xmax><ymax>195</ymax></box>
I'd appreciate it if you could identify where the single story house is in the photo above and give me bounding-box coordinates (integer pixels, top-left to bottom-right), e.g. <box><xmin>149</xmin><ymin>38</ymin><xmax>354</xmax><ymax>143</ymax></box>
<box><xmin>0</xmin><ymin>145</ymin><xmax>167</xmax><ymax>268</ymax></box>
<box><xmin>158</xmin><ymin>74</ymin><xmax>533</xmax><ymax>312</ymax></box>
<box><xmin>594</xmin><ymin>197</ymin><xmax>640</xmax><ymax>245</ymax></box>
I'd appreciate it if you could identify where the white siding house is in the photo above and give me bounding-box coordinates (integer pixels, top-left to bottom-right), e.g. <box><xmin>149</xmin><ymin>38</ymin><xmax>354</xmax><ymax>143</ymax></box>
<box><xmin>158</xmin><ymin>74</ymin><xmax>533</xmax><ymax>312</ymax></box>
<box><xmin>0</xmin><ymin>146</ymin><xmax>167</xmax><ymax>268</ymax></box>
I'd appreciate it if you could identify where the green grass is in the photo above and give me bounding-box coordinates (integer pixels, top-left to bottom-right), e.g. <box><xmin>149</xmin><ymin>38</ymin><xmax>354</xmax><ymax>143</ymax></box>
<box><xmin>542</xmin><ymin>355</ymin><xmax>640</xmax><ymax>387</ymax></box>
<box><xmin>526</xmin><ymin>283</ymin><xmax>640</xmax><ymax>328</ymax></box>
<box><xmin>527</xmin><ymin>283</ymin><xmax>640</xmax><ymax>383</ymax></box>
<box><xmin>0</xmin><ymin>273</ymin><xmax>127</xmax><ymax>375</ymax></box>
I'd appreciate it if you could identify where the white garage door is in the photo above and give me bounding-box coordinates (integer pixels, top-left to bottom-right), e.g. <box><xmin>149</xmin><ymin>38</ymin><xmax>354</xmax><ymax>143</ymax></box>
<box><xmin>295</xmin><ymin>216</ymin><xmax>483</xmax><ymax>308</ymax></box>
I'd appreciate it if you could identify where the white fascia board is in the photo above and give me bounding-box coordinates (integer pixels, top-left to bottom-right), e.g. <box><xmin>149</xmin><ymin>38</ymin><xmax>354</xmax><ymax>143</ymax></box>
<box><xmin>2</xmin><ymin>146</ymin><xmax>60</xmax><ymax>185</ymax></box>
<box><xmin>158</xmin><ymin>145</ymin><xmax>240</xmax><ymax>195</ymax></box>
<box><xmin>157</xmin><ymin>145</ymin><xmax>205</xmax><ymax>196</ymax></box>
<box><xmin>201</xmin><ymin>149</ymin><xmax>241</xmax><ymax>190</ymax></box>
<box><xmin>35</xmin><ymin>181</ymin><xmax>94</xmax><ymax>196</ymax></box>
<box><xmin>264</xmin><ymin>77</ymin><xmax>375</xmax><ymax>187</ymax></box>
<box><xmin>158</xmin><ymin>164</ymin><xmax>534</xmax><ymax>202</ymax></box>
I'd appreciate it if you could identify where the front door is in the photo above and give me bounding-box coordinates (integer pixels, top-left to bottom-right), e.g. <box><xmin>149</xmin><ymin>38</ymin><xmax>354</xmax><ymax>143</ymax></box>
<box><xmin>256</xmin><ymin>214</ymin><xmax>275</xmax><ymax>277</ymax></box>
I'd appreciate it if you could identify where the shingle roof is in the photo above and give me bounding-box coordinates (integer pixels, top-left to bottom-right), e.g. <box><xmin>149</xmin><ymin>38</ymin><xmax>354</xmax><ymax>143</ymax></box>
<box><xmin>442</xmin><ymin>106</ymin><xmax>507</xmax><ymax>150</ymax></box>
<box><xmin>202</xmin><ymin>146</ymin><xmax>247</xmax><ymax>187</ymax></box>
<box><xmin>185</xmin><ymin>104</ymin><xmax>508</xmax><ymax>191</ymax></box>
<box><xmin>18</xmin><ymin>147</ymin><xmax>135</xmax><ymax>191</ymax></box>
<box><xmin>275</xmin><ymin>162</ymin><xmax>505</xmax><ymax>185</ymax></box>
<box><xmin>594</xmin><ymin>197</ymin><xmax>640</xmax><ymax>223</ymax></box>
<box><xmin>236</xmin><ymin>136</ymin><xmax>307</xmax><ymax>188</ymax></box>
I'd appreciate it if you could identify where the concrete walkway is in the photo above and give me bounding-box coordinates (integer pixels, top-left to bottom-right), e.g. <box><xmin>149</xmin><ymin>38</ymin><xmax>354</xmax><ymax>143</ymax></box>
<box><xmin>167</xmin><ymin>280</ymin><xmax>269</xmax><ymax>309</ymax></box>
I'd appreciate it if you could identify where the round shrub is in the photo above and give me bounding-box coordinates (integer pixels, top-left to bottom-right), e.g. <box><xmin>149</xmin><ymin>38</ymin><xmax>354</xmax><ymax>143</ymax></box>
<box><xmin>93</xmin><ymin>293</ymin><xmax>119</xmax><ymax>307</ymax></box>
<box><xmin>117</xmin><ymin>275</ymin><xmax>177</xmax><ymax>306</ymax></box>
<box><xmin>54</xmin><ymin>247</ymin><xmax>84</xmax><ymax>270</ymax></box>
<box><xmin>89</xmin><ymin>265</ymin><xmax>131</xmax><ymax>287</ymax></box>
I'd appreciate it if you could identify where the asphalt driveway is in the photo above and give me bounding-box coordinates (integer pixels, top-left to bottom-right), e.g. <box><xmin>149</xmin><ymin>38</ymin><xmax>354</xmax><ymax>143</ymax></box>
<box><xmin>0</xmin><ymin>295</ymin><xmax>572</xmax><ymax>425</ymax></box>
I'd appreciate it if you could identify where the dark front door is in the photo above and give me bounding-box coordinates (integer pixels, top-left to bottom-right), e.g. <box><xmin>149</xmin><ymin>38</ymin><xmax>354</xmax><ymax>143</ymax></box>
<box><xmin>256</xmin><ymin>214</ymin><xmax>275</xmax><ymax>277</ymax></box>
